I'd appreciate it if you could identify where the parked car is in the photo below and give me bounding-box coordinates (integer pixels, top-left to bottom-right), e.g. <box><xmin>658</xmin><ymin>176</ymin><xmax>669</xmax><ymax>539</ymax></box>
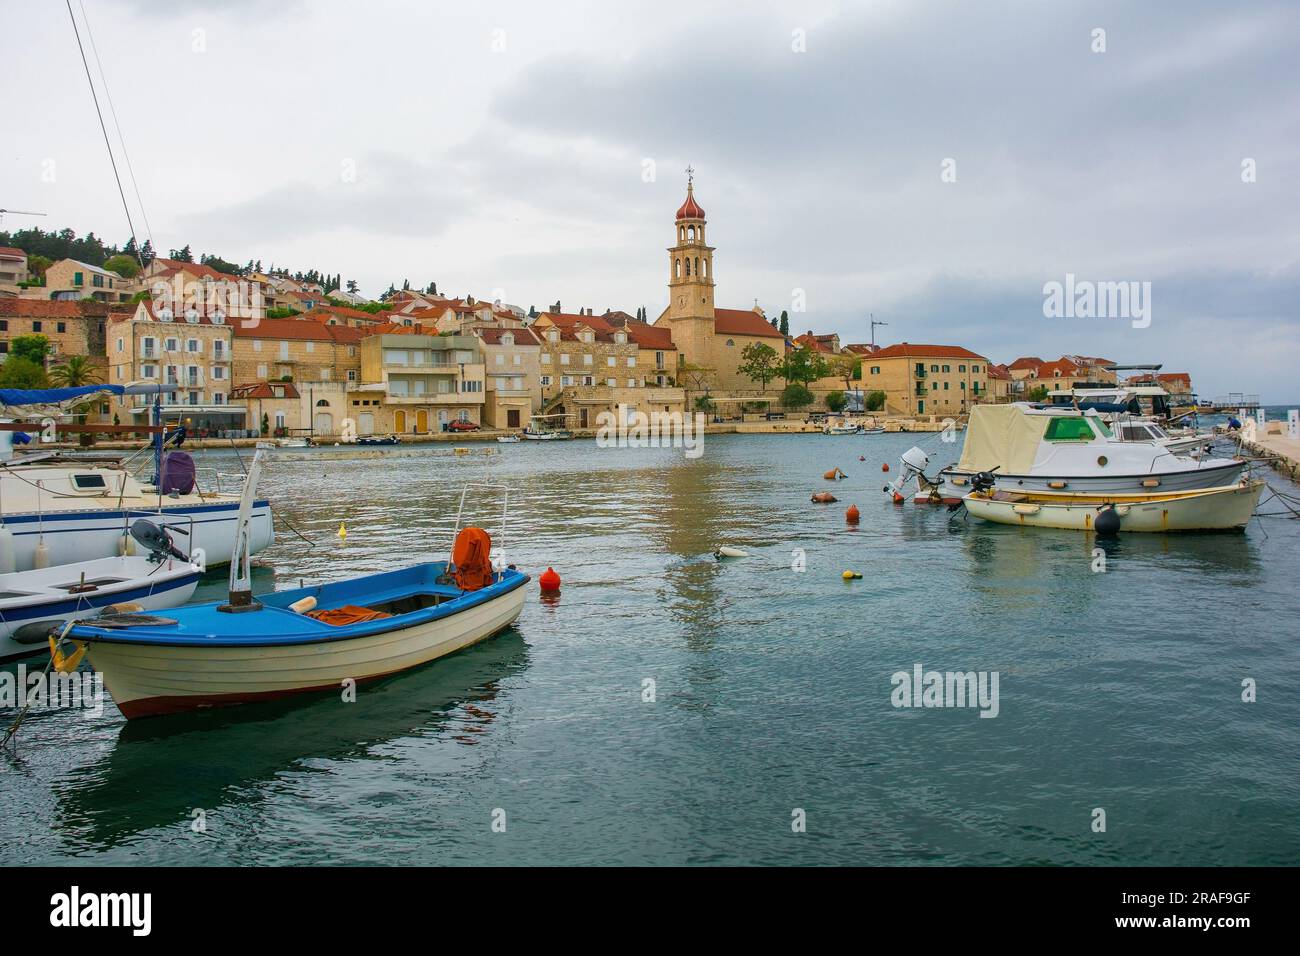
<box><xmin>448</xmin><ymin>420</ymin><xmax>481</xmax><ymax>432</ymax></box>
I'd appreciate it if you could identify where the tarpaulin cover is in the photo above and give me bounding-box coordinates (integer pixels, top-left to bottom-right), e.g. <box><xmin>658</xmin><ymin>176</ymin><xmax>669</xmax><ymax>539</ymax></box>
<box><xmin>160</xmin><ymin>451</ymin><xmax>196</xmax><ymax>495</ymax></box>
<box><xmin>0</xmin><ymin>385</ymin><xmax>123</xmax><ymax>407</ymax></box>
<box><xmin>958</xmin><ymin>404</ymin><xmax>1050</xmax><ymax>474</ymax></box>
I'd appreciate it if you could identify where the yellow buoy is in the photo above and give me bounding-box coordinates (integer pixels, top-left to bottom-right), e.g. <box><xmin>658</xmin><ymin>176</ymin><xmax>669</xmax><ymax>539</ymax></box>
<box><xmin>842</xmin><ymin>570</ymin><xmax>862</xmax><ymax>580</ymax></box>
<box><xmin>337</xmin><ymin>522</ymin><xmax>347</xmax><ymax>540</ymax></box>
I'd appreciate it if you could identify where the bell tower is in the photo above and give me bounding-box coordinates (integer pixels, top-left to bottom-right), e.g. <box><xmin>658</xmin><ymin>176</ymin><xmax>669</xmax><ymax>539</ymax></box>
<box><xmin>666</xmin><ymin>167</ymin><xmax>715</xmax><ymax>321</ymax></box>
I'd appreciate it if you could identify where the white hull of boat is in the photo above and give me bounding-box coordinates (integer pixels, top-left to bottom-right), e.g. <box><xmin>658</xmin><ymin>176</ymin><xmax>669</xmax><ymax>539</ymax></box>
<box><xmin>0</xmin><ymin>554</ymin><xmax>203</xmax><ymax>662</ymax></box>
<box><xmin>83</xmin><ymin>582</ymin><xmax>526</xmax><ymax>718</ymax></box>
<box><xmin>962</xmin><ymin>481</ymin><xmax>1264</xmax><ymax>532</ymax></box>
<box><xmin>2</xmin><ymin>503</ymin><xmax>273</xmax><ymax>572</ymax></box>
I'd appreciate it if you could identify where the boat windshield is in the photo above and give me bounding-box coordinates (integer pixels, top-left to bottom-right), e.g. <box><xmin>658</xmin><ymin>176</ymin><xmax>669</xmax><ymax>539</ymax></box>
<box><xmin>1044</xmin><ymin>417</ymin><xmax>1099</xmax><ymax>442</ymax></box>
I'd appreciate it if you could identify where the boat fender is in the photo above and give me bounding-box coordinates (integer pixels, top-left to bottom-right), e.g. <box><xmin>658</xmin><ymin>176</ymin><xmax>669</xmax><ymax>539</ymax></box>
<box><xmin>289</xmin><ymin>596</ymin><xmax>318</xmax><ymax>614</ymax></box>
<box><xmin>810</xmin><ymin>492</ymin><xmax>838</xmax><ymax>503</ymax></box>
<box><xmin>845</xmin><ymin>505</ymin><xmax>860</xmax><ymax>524</ymax></box>
<box><xmin>1094</xmin><ymin>505</ymin><xmax>1122</xmax><ymax>536</ymax></box>
<box><xmin>12</xmin><ymin>620</ymin><xmax>65</xmax><ymax>645</ymax></box>
<box><xmin>0</xmin><ymin>526</ymin><xmax>13</xmax><ymax>574</ymax></box>
<box><xmin>539</xmin><ymin>567</ymin><xmax>562</xmax><ymax>592</ymax></box>
<box><xmin>714</xmin><ymin>546</ymin><xmax>749</xmax><ymax>559</ymax></box>
<box><xmin>105</xmin><ymin>602</ymin><xmax>145</xmax><ymax>614</ymax></box>
<box><xmin>33</xmin><ymin>540</ymin><xmax>50</xmax><ymax>570</ymax></box>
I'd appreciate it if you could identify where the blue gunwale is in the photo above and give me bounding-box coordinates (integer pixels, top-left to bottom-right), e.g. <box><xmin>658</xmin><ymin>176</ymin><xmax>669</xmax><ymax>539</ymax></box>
<box><xmin>68</xmin><ymin>562</ymin><xmax>529</xmax><ymax>648</ymax></box>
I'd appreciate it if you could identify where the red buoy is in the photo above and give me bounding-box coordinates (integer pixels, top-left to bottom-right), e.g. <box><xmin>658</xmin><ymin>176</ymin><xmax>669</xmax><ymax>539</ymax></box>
<box><xmin>846</xmin><ymin>504</ymin><xmax>860</xmax><ymax>524</ymax></box>
<box><xmin>882</xmin><ymin>463</ymin><xmax>890</xmax><ymax>472</ymax></box>
<box><xmin>539</xmin><ymin>567</ymin><xmax>561</xmax><ymax>592</ymax></box>
<box><xmin>892</xmin><ymin>492</ymin><xmax>905</xmax><ymax>505</ymax></box>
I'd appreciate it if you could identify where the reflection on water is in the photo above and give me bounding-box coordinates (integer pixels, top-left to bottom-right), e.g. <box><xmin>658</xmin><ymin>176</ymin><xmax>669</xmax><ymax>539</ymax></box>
<box><xmin>2</xmin><ymin>436</ymin><xmax>1297</xmax><ymax>866</ymax></box>
<box><xmin>49</xmin><ymin>633</ymin><xmax>528</xmax><ymax>848</ymax></box>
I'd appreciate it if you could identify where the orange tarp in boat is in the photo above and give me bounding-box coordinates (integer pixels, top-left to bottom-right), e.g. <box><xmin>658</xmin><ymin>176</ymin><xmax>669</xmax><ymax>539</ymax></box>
<box><xmin>307</xmin><ymin>605</ymin><xmax>394</xmax><ymax>626</ymax></box>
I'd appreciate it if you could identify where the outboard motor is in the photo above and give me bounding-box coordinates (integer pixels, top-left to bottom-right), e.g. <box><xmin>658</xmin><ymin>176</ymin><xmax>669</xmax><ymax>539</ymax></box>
<box><xmin>130</xmin><ymin>519</ymin><xmax>190</xmax><ymax>562</ymax></box>
<box><xmin>884</xmin><ymin>446</ymin><xmax>931</xmax><ymax>498</ymax></box>
<box><xmin>970</xmin><ymin>471</ymin><xmax>998</xmax><ymax>494</ymax></box>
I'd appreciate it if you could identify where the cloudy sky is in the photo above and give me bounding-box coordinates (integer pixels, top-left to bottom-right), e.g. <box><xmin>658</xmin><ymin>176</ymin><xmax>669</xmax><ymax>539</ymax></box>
<box><xmin>5</xmin><ymin>0</ymin><xmax>1298</xmax><ymax>399</ymax></box>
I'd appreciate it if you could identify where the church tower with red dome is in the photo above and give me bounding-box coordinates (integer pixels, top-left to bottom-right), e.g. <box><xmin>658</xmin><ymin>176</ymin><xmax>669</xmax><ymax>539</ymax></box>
<box><xmin>666</xmin><ymin>168</ymin><xmax>715</xmax><ymax>323</ymax></box>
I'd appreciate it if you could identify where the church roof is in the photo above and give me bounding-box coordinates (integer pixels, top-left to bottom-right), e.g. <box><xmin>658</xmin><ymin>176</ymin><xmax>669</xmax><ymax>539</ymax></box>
<box><xmin>676</xmin><ymin>186</ymin><xmax>705</xmax><ymax>220</ymax></box>
<box><xmin>714</xmin><ymin>308</ymin><xmax>783</xmax><ymax>339</ymax></box>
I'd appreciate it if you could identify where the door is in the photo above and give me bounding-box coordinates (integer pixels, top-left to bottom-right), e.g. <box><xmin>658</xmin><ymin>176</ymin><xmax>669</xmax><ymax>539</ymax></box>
<box><xmin>507</xmin><ymin>409</ymin><xmax>520</xmax><ymax>428</ymax></box>
<box><xmin>314</xmin><ymin>412</ymin><xmax>333</xmax><ymax>435</ymax></box>
<box><xmin>358</xmin><ymin>412</ymin><xmax>374</xmax><ymax>436</ymax></box>
<box><xmin>395</xmin><ymin>410</ymin><xmax>406</xmax><ymax>433</ymax></box>
<box><xmin>416</xmin><ymin>409</ymin><xmax>429</xmax><ymax>433</ymax></box>
<box><xmin>917</xmin><ymin>400</ymin><xmax>924</xmax><ymax>415</ymax></box>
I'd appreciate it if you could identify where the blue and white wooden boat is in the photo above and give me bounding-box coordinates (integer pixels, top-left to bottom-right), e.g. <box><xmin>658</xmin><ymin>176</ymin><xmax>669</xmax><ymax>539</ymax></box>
<box><xmin>0</xmin><ymin>520</ymin><xmax>205</xmax><ymax>662</ymax></box>
<box><xmin>63</xmin><ymin>453</ymin><xmax>528</xmax><ymax>719</ymax></box>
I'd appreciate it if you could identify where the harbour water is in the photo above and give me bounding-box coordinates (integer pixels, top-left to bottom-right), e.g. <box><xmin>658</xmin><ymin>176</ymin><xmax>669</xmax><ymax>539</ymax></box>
<box><xmin>2</xmin><ymin>433</ymin><xmax>1298</xmax><ymax>865</ymax></box>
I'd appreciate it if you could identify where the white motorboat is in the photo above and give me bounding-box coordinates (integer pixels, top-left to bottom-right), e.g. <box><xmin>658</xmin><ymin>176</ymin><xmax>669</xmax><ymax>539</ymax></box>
<box><xmin>962</xmin><ymin>477</ymin><xmax>1265</xmax><ymax>533</ymax></box>
<box><xmin>0</xmin><ymin>387</ymin><xmax>273</xmax><ymax>571</ymax></box>
<box><xmin>523</xmin><ymin>414</ymin><xmax>573</xmax><ymax>440</ymax></box>
<box><xmin>887</xmin><ymin>403</ymin><xmax>1247</xmax><ymax>505</ymax></box>
<box><xmin>496</xmin><ymin>435</ymin><xmax>521</xmax><ymax>443</ymax></box>
<box><xmin>0</xmin><ymin>519</ymin><xmax>205</xmax><ymax>662</ymax></box>
<box><xmin>823</xmin><ymin>424</ymin><xmax>861</xmax><ymax>435</ymax></box>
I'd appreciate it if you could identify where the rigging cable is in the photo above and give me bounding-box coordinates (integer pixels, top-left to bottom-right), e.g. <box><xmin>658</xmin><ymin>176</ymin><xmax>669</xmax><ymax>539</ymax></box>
<box><xmin>78</xmin><ymin>0</ymin><xmax>155</xmax><ymax>265</ymax></box>
<box><xmin>65</xmin><ymin>0</ymin><xmax>145</xmax><ymax>270</ymax></box>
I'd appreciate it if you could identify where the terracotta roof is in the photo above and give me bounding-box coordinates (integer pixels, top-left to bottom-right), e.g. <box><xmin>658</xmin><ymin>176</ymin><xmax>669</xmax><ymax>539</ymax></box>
<box><xmin>871</xmin><ymin>343</ymin><xmax>990</xmax><ymax>361</ymax></box>
<box><xmin>714</xmin><ymin>308</ymin><xmax>784</xmax><ymax>339</ymax></box>
<box><xmin>1008</xmin><ymin>356</ymin><xmax>1044</xmax><ymax>370</ymax></box>
<box><xmin>304</xmin><ymin>307</ymin><xmax>384</xmax><ymax>325</ymax></box>
<box><xmin>844</xmin><ymin>343</ymin><xmax>880</xmax><ymax>355</ymax></box>
<box><xmin>987</xmin><ymin>363</ymin><xmax>1012</xmax><ymax>380</ymax></box>
<box><xmin>0</xmin><ymin>299</ymin><xmax>90</xmax><ymax>318</ymax></box>
<box><xmin>232</xmin><ymin>317</ymin><xmax>365</xmax><ymax>343</ymax></box>
<box><xmin>230</xmin><ymin>381</ymin><xmax>301</xmax><ymax>399</ymax></box>
<box><xmin>1036</xmin><ymin>358</ymin><xmax>1080</xmax><ymax>377</ymax></box>
<box><xmin>153</xmin><ymin>258</ymin><xmax>240</xmax><ymax>283</ymax></box>
<box><xmin>476</xmin><ymin>327</ymin><xmax>541</xmax><ymax>346</ymax></box>
<box><xmin>793</xmin><ymin>332</ymin><xmax>836</xmax><ymax>353</ymax></box>
<box><xmin>676</xmin><ymin>185</ymin><xmax>705</xmax><ymax>220</ymax></box>
<box><xmin>537</xmin><ymin>311</ymin><xmax>616</xmax><ymax>333</ymax></box>
<box><xmin>619</xmin><ymin>320</ymin><xmax>676</xmax><ymax>350</ymax></box>
<box><xmin>0</xmin><ymin>247</ymin><xmax>26</xmax><ymax>259</ymax></box>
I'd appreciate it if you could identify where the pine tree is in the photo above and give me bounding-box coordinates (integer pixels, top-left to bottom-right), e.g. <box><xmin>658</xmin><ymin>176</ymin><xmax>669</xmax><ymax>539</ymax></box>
<box><xmin>779</xmin><ymin>310</ymin><xmax>790</xmax><ymax>336</ymax></box>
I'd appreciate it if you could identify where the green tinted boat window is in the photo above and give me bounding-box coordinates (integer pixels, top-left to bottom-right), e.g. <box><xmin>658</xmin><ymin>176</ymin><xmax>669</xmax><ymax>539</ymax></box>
<box><xmin>1044</xmin><ymin>417</ymin><xmax>1096</xmax><ymax>441</ymax></box>
<box><xmin>1091</xmin><ymin>417</ymin><xmax>1112</xmax><ymax>437</ymax></box>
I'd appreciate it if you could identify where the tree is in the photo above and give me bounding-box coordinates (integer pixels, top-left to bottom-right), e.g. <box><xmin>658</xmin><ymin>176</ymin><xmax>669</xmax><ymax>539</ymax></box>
<box><xmin>865</xmin><ymin>390</ymin><xmax>886</xmax><ymax>411</ymax></box>
<box><xmin>140</xmin><ymin>239</ymin><xmax>155</xmax><ymax>265</ymax></box>
<box><xmin>737</xmin><ymin>341</ymin><xmax>781</xmax><ymax>392</ymax></box>
<box><xmin>26</xmin><ymin>254</ymin><xmax>52</xmax><ymax>281</ymax></box>
<box><xmin>346</xmin><ymin>279</ymin><xmax>359</xmax><ymax>294</ymax></box>
<box><xmin>0</xmin><ymin>357</ymin><xmax>50</xmax><ymax>389</ymax></box>
<box><xmin>261</xmin><ymin>412</ymin><xmax>270</xmax><ymax>436</ymax></box>
<box><xmin>1027</xmin><ymin>384</ymin><xmax>1049</xmax><ymax>402</ymax></box>
<box><xmin>827</xmin><ymin>354</ymin><xmax>860</xmax><ymax>392</ymax></box>
<box><xmin>48</xmin><ymin>355</ymin><xmax>101</xmax><ymax>387</ymax></box>
<box><xmin>778</xmin><ymin>310</ymin><xmax>790</xmax><ymax>336</ymax></box>
<box><xmin>170</xmin><ymin>245</ymin><xmax>194</xmax><ymax>262</ymax></box>
<box><xmin>781</xmin><ymin>383</ymin><xmax>812</xmax><ymax>410</ymax></box>
<box><xmin>10</xmin><ymin>334</ymin><xmax>51</xmax><ymax>366</ymax></box>
<box><xmin>825</xmin><ymin>390</ymin><xmax>848</xmax><ymax>413</ymax></box>
<box><xmin>780</xmin><ymin>346</ymin><xmax>829</xmax><ymax>386</ymax></box>
<box><xmin>677</xmin><ymin>362</ymin><xmax>714</xmax><ymax>393</ymax></box>
<box><xmin>694</xmin><ymin>394</ymin><xmax>715</xmax><ymax>412</ymax></box>
<box><xmin>103</xmin><ymin>254</ymin><xmax>141</xmax><ymax>278</ymax></box>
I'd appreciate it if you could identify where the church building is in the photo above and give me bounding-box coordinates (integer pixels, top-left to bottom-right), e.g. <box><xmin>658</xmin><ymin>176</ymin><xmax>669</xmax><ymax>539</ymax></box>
<box><xmin>653</xmin><ymin>173</ymin><xmax>785</xmax><ymax>392</ymax></box>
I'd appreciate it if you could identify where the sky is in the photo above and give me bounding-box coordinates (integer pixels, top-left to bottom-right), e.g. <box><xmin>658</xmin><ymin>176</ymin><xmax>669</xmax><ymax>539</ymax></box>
<box><xmin>3</xmin><ymin>0</ymin><xmax>1298</xmax><ymax>400</ymax></box>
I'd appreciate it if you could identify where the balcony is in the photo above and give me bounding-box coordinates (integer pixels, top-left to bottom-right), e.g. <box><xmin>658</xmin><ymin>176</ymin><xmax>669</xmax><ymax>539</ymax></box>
<box><xmin>914</xmin><ymin>367</ymin><xmax>927</xmax><ymax>378</ymax></box>
<box><xmin>915</xmin><ymin>384</ymin><xmax>927</xmax><ymax>396</ymax></box>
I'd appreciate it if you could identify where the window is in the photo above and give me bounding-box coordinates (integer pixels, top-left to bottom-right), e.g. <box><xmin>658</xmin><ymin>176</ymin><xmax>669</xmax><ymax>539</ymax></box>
<box><xmin>1044</xmin><ymin>417</ymin><xmax>1096</xmax><ymax>442</ymax></box>
<box><xmin>583</xmin><ymin>354</ymin><xmax>593</xmax><ymax>365</ymax></box>
<box><xmin>541</xmin><ymin>375</ymin><xmax>552</xmax><ymax>386</ymax></box>
<box><xmin>212</xmin><ymin>366</ymin><xmax>225</xmax><ymax>380</ymax></box>
<box><xmin>279</xmin><ymin>342</ymin><xmax>289</xmax><ymax>359</ymax></box>
<box><xmin>187</xmin><ymin>339</ymin><xmax>200</xmax><ymax>352</ymax></box>
<box><xmin>305</xmin><ymin>341</ymin><xmax>314</xmax><ymax>353</ymax></box>
<box><xmin>942</xmin><ymin>365</ymin><xmax>950</xmax><ymax>373</ymax></box>
<box><xmin>560</xmin><ymin>354</ymin><xmax>570</xmax><ymax>365</ymax></box>
<box><xmin>253</xmin><ymin>340</ymin><xmax>262</xmax><ymax>352</ymax></box>
<box><xmin>74</xmin><ymin>272</ymin><xmax>83</xmax><ymax>286</ymax></box>
<box><xmin>257</xmin><ymin>363</ymin><xmax>267</xmax><ymax>378</ymax></box>
<box><xmin>606</xmin><ymin>378</ymin><xmax>616</xmax><ymax>387</ymax></box>
<box><xmin>512</xmin><ymin>354</ymin><xmax>521</xmax><ymax>366</ymax></box>
<box><xmin>72</xmin><ymin>473</ymin><xmax>108</xmax><ymax>490</ymax></box>
<box><xmin>214</xmin><ymin>341</ymin><xmax>225</xmax><ymax>358</ymax></box>
<box><xmin>627</xmin><ymin>378</ymin><xmax>636</xmax><ymax>388</ymax></box>
<box><xmin>726</xmin><ymin>339</ymin><xmax>735</xmax><ymax>347</ymax></box>
<box><xmin>607</xmin><ymin>356</ymin><xmax>615</xmax><ymax>366</ymax></box>
<box><xmin>347</xmin><ymin>369</ymin><xmax>357</xmax><ymax>382</ymax></box>
<box><xmin>496</xmin><ymin>354</ymin><xmax>505</xmax><ymax>365</ymax></box>
<box><xmin>626</xmin><ymin>357</ymin><xmax>636</xmax><ymax>367</ymax></box>
<box><xmin>213</xmin><ymin>393</ymin><xmax>225</xmax><ymax>405</ymax></box>
<box><xmin>165</xmin><ymin>338</ymin><xmax>178</xmax><ymax>351</ymax></box>
<box><xmin>115</xmin><ymin>337</ymin><xmax>124</xmax><ymax>352</ymax></box>
<box><xmin>958</xmin><ymin>364</ymin><xmax>966</xmax><ymax>372</ymax></box>
<box><xmin>871</xmin><ymin>366</ymin><xmax>880</xmax><ymax>375</ymax></box>
<box><xmin>0</xmin><ymin>321</ymin><xmax>6</xmax><ymax>331</ymax></box>
<box><xmin>541</xmin><ymin>353</ymin><xmax>552</xmax><ymax>364</ymax></box>
<box><xmin>57</xmin><ymin>321</ymin><xmax>67</xmax><ymax>333</ymax></box>
<box><xmin>930</xmin><ymin>364</ymin><xmax>939</xmax><ymax>372</ymax></box>
<box><xmin>141</xmin><ymin>364</ymin><xmax>157</xmax><ymax>378</ymax></box>
<box><xmin>32</xmin><ymin>321</ymin><xmax>42</xmax><ymax>332</ymax></box>
<box><xmin>561</xmin><ymin>375</ymin><xmax>572</xmax><ymax>386</ymax></box>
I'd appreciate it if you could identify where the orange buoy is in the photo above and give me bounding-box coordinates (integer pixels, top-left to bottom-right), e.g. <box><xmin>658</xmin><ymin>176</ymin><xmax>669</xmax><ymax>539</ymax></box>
<box><xmin>539</xmin><ymin>567</ymin><xmax>561</xmax><ymax>592</ymax></box>
<box><xmin>811</xmin><ymin>492</ymin><xmax>838</xmax><ymax>503</ymax></box>
<box><xmin>892</xmin><ymin>492</ymin><xmax>905</xmax><ymax>505</ymax></box>
<box><xmin>823</xmin><ymin>468</ymin><xmax>847</xmax><ymax>480</ymax></box>
<box><xmin>846</xmin><ymin>504</ymin><xmax>860</xmax><ymax>524</ymax></box>
<box><xmin>882</xmin><ymin>463</ymin><xmax>890</xmax><ymax>472</ymax></box>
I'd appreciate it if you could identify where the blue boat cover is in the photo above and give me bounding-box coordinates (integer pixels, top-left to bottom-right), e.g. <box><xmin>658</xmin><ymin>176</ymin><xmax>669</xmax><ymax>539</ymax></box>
<box><xmin>0</xmin><ymin>385</ymin><xmax>125</xmax><ymax>407</ymax></box>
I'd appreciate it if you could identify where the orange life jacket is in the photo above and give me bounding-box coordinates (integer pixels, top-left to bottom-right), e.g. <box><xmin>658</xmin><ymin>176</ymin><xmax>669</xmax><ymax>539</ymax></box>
<box><xmin>452</xmin><ymin>527</ymin><xmax>494</xmax><ymax>591</ymax></box>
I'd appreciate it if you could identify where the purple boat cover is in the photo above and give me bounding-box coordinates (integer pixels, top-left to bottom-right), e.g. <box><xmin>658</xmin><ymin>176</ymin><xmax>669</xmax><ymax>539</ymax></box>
<box><xmin>160</xmin><ymin>451</ymin><xmax>196</xmax><ymax>495</ymax></box>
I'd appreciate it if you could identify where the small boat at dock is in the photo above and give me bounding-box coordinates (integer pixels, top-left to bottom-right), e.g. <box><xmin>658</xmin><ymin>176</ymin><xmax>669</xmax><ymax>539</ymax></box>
<box><xmin>0</xmin><ymin>520</ymin><xmax>204</xmax><ymax>662</ymax></box>
<box><xmin>62</xmin><ymin>454</ymin><xmax>529</xmax><ymax>719</ymax></box>
<box><xmin>961</xmin><ymin>477</ymin><xmax>1265</xmax><ymax>532</ymax></box>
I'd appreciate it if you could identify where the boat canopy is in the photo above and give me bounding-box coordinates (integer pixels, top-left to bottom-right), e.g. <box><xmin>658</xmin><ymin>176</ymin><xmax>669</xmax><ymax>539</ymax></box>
<box><xmin>957</xmin><ymin>404</ymin><xmax>1050</xmax><ymax>474</ymax></box>
<box><xmin>0</xmin><ymin>383</ymin><xmax>176</xmax><ymax>417</ymax></box>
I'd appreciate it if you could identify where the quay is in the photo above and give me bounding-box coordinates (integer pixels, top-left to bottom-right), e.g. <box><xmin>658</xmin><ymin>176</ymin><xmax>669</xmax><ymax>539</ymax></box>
<box><xmin>1238</xmin><ymin>429</ymin><xmax>1300</xmax><ymax>482</ymax></box>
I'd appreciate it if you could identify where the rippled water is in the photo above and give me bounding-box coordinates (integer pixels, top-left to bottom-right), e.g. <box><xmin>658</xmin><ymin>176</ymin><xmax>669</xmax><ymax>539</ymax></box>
<box><xmin>3</xmin><ymin>434</ymin><xmax>1298</xmax><ymax>865</ymax></box>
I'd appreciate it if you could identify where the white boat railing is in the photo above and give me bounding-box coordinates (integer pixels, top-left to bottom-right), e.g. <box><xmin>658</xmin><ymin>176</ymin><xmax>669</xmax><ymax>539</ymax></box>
<box><xmin>120</xmin><ymin>508</ymin><xmax>201</xmax><ymax>566</ymax></box>
<box><xmin>450</xmin><ymin>482</ymin><xmax>510</xmax><ymax>569</ymax></box>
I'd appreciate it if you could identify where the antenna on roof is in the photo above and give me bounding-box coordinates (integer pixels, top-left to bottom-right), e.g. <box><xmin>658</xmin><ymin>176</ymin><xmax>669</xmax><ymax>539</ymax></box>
<box><xmin>870</xmin><ymin>314</ymin><xmax>889</xmax><ymax>346</ymax></box>
<box><xmin>0</xmin><ymin>208</ymin><xmax>46</xmax><ymax>227</ymax></box>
